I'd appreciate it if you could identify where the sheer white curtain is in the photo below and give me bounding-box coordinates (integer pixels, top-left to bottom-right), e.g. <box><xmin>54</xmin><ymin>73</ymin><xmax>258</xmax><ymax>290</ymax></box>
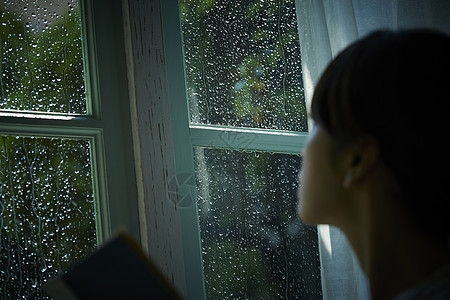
<box><xmin>294</xmin><ymin>0</ymin><xmax>450</xmax><ymax>299</ymax></box>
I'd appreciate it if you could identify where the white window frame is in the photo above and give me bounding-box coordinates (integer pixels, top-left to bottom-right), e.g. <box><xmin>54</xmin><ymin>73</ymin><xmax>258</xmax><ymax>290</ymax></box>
<box><xmin>161</xmin><ymin>1</ymin><xmax>310</xmax><ymax>299</ymax></box>
<box><xmin>0</xmin><ymin>0</ymin><xmax>141</xmax><ymax>246</ymax></box>
<box><xmin>0</xmin><ymin>0</ymin><xmax>313</xmax><ymax>298</ymax></box>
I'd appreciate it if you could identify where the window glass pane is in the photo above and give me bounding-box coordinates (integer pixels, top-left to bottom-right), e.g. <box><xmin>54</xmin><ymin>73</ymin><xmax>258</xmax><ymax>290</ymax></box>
<box><xmin>0</xmin><ymin>135</ymin><xmax>96</xmax><ymax>299</ymax></box>
<box><xmin>0</xmin><ymin>0</ymin><xmax>86</xmax><ymax>114</ymax></box>
<box><xmin>181</xmin><ymin>0</ymin><xmax>308</xmax><ymax>132</ymax></box>
<box><xmin>194</xmin><ymin>147</ymin><xmax>321</xmax><ymax>299</ymax></box>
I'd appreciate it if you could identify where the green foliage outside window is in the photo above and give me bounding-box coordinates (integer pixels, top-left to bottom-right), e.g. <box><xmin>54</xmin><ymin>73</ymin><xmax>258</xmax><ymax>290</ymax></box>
<box><xmin>1</xmin><ymin>2</ymin><xmax>86</xmax><ymax>114</ymax></box>
<box><xmin>0</xmin><ymin>136</ymin><xmax>96</xmax><ymax>299</ymax></box>
<box><xmin>181</xmin><ymin>0</ymin><xmax>321</xmax><ymax>298</ymax></box>
<box><xmin>181</xmin><ymin>0</ymin><xmax>308</xmax><ymax>132</ymax></box>
<box><xmin>0</xmin><ymin>2</ymin><xmax>96</xmax><ymax>299</ymax></box>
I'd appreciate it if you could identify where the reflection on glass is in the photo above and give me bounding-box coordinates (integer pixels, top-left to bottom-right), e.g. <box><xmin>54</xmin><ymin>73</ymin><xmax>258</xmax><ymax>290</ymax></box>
<box><xmin>0</xmin><ymin>136</ymin><xmax>96</xmax><ymax>299</ymax></box>
<box><xmin>0</xmin><ymin>0</ymin><xmax>86</xmax><ymax>114</ymax></box>
<box><xmin>194</xmin><ymin>147</ymin><xmax>321</xmax><ymax>299</ymax></box>
<box><xmin>181</xmin><ymin>0</ymin><xmax>308</xmax><ymax>132</ymax></box>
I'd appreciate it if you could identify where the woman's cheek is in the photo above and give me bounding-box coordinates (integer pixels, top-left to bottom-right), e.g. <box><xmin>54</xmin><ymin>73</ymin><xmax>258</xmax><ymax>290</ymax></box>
<box><xmin>297</xmin><ymin>163</ymin><xmax>319</xmax><ymax>224</ymax></box>
<box><xmin>297</xmin><ymin>126</ymin><xmax>341</xmax><ymax>224</ymax></box>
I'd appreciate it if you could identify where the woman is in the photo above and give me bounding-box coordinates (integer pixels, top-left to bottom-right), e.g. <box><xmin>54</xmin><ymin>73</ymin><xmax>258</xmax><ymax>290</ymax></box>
<box><xmin>299</xmin><ymin>29</ymin><xmax>450</xmax><ymax>299</ymax></box>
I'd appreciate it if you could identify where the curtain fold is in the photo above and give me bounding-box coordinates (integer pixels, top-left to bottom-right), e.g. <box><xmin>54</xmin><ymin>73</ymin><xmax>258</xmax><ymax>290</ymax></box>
<box><xmin>295</xmin><ymin>0</ymin><xmax>450</xmax><ymax>299</ymax></box>
<box><xmin>295</xmin><ymin>0</ymin><xmax>331</xmax><ymax>131</ymax></box>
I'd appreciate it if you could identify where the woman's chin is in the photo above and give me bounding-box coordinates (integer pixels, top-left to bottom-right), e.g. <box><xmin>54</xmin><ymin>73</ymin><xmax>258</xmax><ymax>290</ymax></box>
<box><xmin>297</xmin><ymin>201</ymin><xmax>317</xmax><ymax>225</ymax></box>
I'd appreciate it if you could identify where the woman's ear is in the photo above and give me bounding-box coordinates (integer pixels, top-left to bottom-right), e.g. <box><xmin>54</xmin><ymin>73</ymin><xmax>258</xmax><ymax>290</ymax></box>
<box><xmin>342</xmin><ymin>137</ymin><xmax>379</xmax><ymax>188</ymax></box>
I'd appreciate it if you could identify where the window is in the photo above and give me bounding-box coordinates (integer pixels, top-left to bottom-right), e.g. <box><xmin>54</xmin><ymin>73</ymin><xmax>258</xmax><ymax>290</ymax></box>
<box><xmin>0</xmin><ymin>0</ymin><xmax>140</xmax><ymax>298</ymax></box>
<box><xmin>1</xmin><ymin>0</ymin><xmax>321</xmax><ymax>298</ymax></box>
<box><xmin>162</xmin><ymin>0</ymin><xmax>321</xmax><ymax>298</ymax></box>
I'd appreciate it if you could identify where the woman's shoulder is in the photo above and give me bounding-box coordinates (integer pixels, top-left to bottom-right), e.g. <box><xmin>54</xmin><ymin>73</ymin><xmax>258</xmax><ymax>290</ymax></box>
<box><xmin>394</xmin><ymin>264</ymin><xmax>450</xmax><ymax>300</ymax></box>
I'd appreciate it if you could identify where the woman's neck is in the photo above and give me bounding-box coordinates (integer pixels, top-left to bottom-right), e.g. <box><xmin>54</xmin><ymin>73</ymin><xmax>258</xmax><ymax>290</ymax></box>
<box><xmin>341</xmin><ymin>194</ymin><xmax>450</xmax><ymax>299</ymax></box>
<box><xmin>369</xmin><ymin>224</ymin><xmax>449</xmax><ymax>299</ymax></box>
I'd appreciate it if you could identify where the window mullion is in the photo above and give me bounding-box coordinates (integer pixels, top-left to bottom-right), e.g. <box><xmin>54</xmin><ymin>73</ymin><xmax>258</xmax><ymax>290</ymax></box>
<box><xmin>190</xmin><ymin>124</ymin><xmax>308</xmax><ymax>154</ymax></box>
<box><xmin>161</xmin><ymin>0</ymin><xmax>206</xmax><ymax>299</ymax></box>
<box><xmin>86</xmin><ymin>0</ymin><xmax>141</xmax><ymax>244</ymax></box>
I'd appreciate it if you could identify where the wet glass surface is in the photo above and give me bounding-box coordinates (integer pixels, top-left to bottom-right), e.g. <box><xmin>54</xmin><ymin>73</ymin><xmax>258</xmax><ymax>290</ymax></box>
<box><xmin>194</xmin><ymin>147</ymin><xmax>321</xmax><ymax>299</ymax></box>
<box><xmin>0</xmin><ymin>0</ymin><xmax>86</xmax><ymax>114</ymax></box>
<box><xmin>181</xmin><ymin>0</ymin><xmax>308</xmax><ymax>132</ymax></box>
<box><xmin>0</xmin><ymin>135</ymin><xmax>96</xmax><ymax>299</ymax></box>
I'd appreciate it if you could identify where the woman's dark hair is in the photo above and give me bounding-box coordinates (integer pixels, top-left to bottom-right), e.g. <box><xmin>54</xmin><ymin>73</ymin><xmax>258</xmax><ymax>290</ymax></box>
<box><xmin>311</xmin><ymin>29</ymin><xmax>450</xmax><ymax>245</ymax></box>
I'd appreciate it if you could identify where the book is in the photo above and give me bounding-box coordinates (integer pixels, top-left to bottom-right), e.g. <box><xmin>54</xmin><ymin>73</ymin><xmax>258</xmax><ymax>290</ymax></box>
<box><xmin>44</xmin><ymin>231</ymin><xmax>183</xmax><ymax>299</ymax></box>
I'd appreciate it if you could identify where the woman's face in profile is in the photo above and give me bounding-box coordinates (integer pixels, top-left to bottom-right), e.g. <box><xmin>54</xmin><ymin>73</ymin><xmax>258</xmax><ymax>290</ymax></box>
<box><xmin>298</xmin><ymin>125</ymin><xmax>346</xmax><ymax>225</ymax></box>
